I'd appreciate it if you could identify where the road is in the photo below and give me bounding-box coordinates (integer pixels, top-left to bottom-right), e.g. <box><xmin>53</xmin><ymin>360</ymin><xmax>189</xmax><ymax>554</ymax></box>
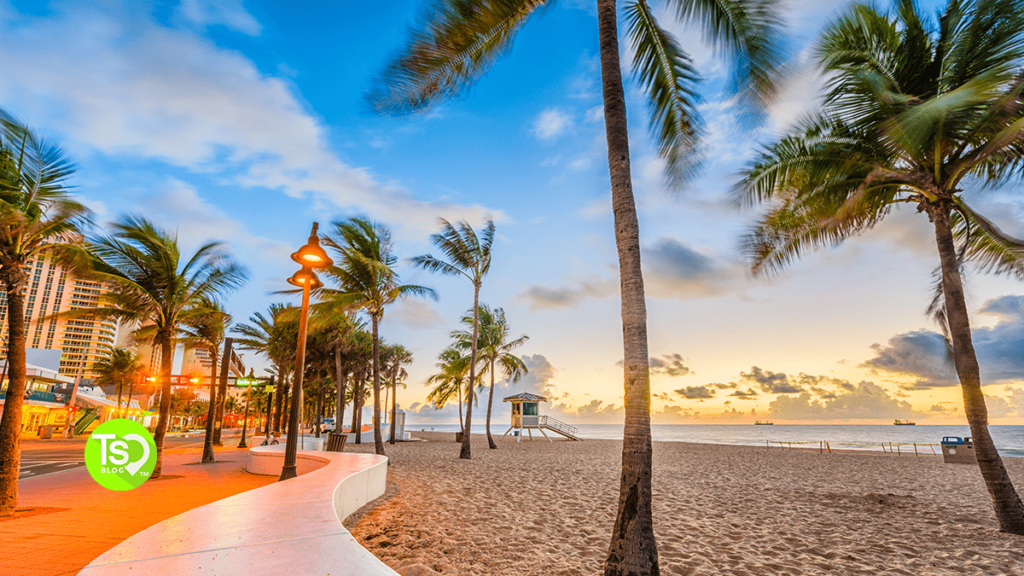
<box><xmin>18</xmin><ymin>429</ymin><xmax>247</xmax><ymax>480</ymax></box>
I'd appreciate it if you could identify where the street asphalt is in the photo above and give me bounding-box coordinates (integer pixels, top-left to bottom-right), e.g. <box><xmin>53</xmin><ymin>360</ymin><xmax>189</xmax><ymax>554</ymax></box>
<box><xmin>18</xmin><ymin>429</ymin><xmax>246</xmax><ymax>480</ymax></box>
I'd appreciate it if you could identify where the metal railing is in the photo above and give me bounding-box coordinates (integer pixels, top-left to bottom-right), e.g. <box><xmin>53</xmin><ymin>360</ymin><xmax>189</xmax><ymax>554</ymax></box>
<box><xmin>540</xmin><ymin>415</ymin><xmax>579</xmax><ymax>438</ymax></box>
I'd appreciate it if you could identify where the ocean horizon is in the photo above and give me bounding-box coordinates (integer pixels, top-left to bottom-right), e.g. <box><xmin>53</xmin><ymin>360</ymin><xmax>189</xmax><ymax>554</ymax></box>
<box><xmin>407</xmin><ymin>423</ymin><xmax>1024</xmax><ymax>457</ymax></box>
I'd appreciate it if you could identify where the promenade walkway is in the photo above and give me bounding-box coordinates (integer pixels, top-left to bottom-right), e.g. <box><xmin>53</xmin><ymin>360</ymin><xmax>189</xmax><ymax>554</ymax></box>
<box><xmin>2</xmin><ymin>441</ymin><xmax>273</xmax><ymax>576</ymax></box>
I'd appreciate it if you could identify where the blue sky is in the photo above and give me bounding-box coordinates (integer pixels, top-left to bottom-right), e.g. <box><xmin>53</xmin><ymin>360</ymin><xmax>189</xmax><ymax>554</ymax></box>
<box><xmin>2</xmin><ymin>0</ymin><xmax>1023</xmax><ymax>425</ymax></box>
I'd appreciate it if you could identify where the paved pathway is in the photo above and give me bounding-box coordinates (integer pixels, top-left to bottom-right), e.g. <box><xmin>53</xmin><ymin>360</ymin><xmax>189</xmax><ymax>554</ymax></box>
<box><xmin>2</xmin><ymin>437</ymin><xmax>274</xmax><ymax>576</ymax></box>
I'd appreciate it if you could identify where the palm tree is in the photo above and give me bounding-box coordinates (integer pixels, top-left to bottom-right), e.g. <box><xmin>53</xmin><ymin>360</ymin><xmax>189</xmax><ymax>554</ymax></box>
<box><xmin>179</xmin><ymin>297</ymin><xmax>231</xmax><ymax>463</ymax></box>
<box><xmin>454</xmin><ymin>305</ymin><xmax>528</xmax><ymax>449</ymax></box>
<box><xmin>80</xmin><ymin>216</ymin><xmax>247</xmax><ymax>478</ymax></box>
<box><xmin>738</xmin><ymin>0</ymin><xmax>1024</xmax><ymax>534</ymax></box>
<box><xmin>382</xmin><ymin>343</ymin><xmax>413</xmax><ymax>444</ymax></box>
<box><xmin>90</xmin><ymin>348</ymin><xmax>145</xmax><ymax>418</ymax></box>
<box><xmin>234</xmin><ymin>303</ymin><xmax>296</xmax><ymax>435</ymax></box>
<box><xmin>426</xmin><ymin>345</ymin><xmax>470</xmax><ymax>433</ymax></box>
<box><xmin>0</xmin><ymin>109</ymin><xmax>89</xmax><ymax>517</ymax></box>
<box><xmin>370</xmin><ymin>2</ymin><xmax>783</xmax><ymax>569</ymax></box>
<box><xmin>413</xmin><ymin>219</ymin><xmax>495</xmax><ymax>459</ymax></box>
<box><xmin>321</xmin><ymin>216</ymin><xmax>435</xmax><ymax>456</ymax></box>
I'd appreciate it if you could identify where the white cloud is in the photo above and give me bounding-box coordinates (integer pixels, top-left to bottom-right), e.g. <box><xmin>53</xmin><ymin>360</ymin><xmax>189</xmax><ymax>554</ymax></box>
<box><xmin>585</xmin><ymin>105</ymin><xmax>604</xmax><ymax>124</ymax></box>
<box><xmin>386</xmin><ymin>299</ymin><xmax>445</xmax><ymax>330</ymax></box>
<box><xmin>178</xmin><ymin>0</ymin><xmax>262</xmax><ymax>36</ymax></box>
<box><xmin>0</xmin><ymin>1</ymin><xmax>497</xmax><ymax>237</ymax></box>
<box><xmin>532</xmin><ymin>108</ymin><xmax>573</xmax><ymax>141</ymax></box>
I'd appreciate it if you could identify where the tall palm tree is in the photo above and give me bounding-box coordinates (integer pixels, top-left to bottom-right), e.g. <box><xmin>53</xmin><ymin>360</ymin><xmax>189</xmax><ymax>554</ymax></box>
<box><xmin>383</xmin><ymin>343</ymin><xmax>413</xmax><ymax>444</ymax></box>
<box><xmin>90</xmin><ymin>348</ymin><xmax>145</xmax><ymax>418</ymax></box>
<box><xmin>80</xmin><ymin>216</ymin><xmax>247</xmax><ymax>478</ymax></box>
<box><xmin>455</xmin><ymin>305</ymin><xmax>529</xmax><ymax>449</ymax></box>
<box><xmin>234</xmin><ymin>303</ymin><xmax>296</xmax><ymax>435</ymax></box>
<box><xmin>738</xmin><ymin>0</ymin><xmax>1024</xmax><ymax>535</ymax></box>
<box><xmin>321</xmin><ymin>216</ymin><xmax>435</xmax><ymax>456</ymax></box>
<box><xmin>0</xmin><ymin>109</ymin><xmax>89</xmax><ymax>517</ymax></box>
<box><xmin>426</xmin><ymin>345</ymin><xmax>472</xmax><ymax>434</ymax></box>
<box><xmin>370</xmin><ymin>3</ymin><xmax>782</xmax><ymax>570</ymax></box>
<box><xmin>413</xmin><ymin>219</ymin><xmax>495</xmax><ymax>460</ymax></box>
<box><xmin>179</xmin><ymin>297</ymin><xmax>231</xmax><ymax>464</ymax></box>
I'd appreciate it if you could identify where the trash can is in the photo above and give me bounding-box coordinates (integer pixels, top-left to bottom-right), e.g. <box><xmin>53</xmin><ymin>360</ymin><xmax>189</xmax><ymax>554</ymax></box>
<box><xmin>455</xmin><ymin>432</ymin><xmax>464</xmax><ymax>442</ymax></box>
<box><xmin>326</xmin><ymin>433</ymin><xmax>347</xmax><ymax>452</ymax></box>
<box><xmin>38</xmin><ymin>425</ymin><xmax>55</xmax><ymax>439</ymax></box>
<box><xmin>941</xmin><ymin>436</ymin><xmax>977</xmax><ymax>465</ymax></box>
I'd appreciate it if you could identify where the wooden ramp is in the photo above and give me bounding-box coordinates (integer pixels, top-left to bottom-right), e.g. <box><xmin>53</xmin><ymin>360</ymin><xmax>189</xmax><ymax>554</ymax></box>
<box><xmin>540</xmin><ymin>416</ymin><xmax>582</xmax><ymax>441</ymax></box>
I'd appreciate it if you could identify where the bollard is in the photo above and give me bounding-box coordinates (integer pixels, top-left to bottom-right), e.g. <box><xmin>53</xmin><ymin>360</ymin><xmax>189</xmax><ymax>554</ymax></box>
<box><xmin>882</xmin><ymin>443</ymin><xmax>887</xmax><ymax>453</ymax></box>
<box><xmin>766</xmin><ymin>439</ymin><xmax>770</xmax><ymax>450</ymax></box>
<box><xmin>896</xmin><ymin>444</ymin><xmax>900</xmax><ymax>456</ymax></box>
<box><xmin>914</xmin><ymin>443</ymin><xmax>918</xmax><ymax>457</ymax></box>
<box><xmin>826</xmin><ymin>441</ymin><xmax>831</xmax><ymax>454</ymax></box>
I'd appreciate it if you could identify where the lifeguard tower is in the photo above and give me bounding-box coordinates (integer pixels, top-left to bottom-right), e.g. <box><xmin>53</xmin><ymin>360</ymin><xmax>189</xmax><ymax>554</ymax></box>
<box><xmin>501</xmin><ymin>392</ymin><xmax>581</xmax><ymax>442</ymax></box>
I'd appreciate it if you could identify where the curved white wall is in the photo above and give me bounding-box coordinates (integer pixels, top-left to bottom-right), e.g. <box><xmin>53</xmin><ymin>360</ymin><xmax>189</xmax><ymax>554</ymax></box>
<box><xmin>78</xmin><ymin>446</ymin><xmax>396</xmax><ymax>576</ymax></box>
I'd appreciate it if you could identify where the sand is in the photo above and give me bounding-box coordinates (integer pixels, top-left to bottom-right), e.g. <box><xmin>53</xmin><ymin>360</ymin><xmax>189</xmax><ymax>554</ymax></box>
<box><xmin>347</xmin><ymin>432</ymin><xmax>1024</xmax><ymax>576</ymax></box>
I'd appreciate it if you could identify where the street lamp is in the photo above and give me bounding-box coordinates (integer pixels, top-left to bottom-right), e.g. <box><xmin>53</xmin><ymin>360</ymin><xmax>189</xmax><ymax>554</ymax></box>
<box><xmin>280</xmin><ymin>223</ymin><xmax>332</xmax><ymax>481</ymax></box>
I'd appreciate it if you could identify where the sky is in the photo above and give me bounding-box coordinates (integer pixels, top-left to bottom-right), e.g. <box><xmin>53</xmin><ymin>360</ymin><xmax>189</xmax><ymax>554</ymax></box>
<box><xmin>2</xmin><ymin>0</ymin><xmax>1023</xmax><ymax>426</ymax></box>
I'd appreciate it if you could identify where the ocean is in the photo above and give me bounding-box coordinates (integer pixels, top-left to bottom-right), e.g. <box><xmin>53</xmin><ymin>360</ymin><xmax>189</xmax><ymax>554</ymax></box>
<box><xmin>407</xmin><ymin>423</ymin><xmax>1024</xmax><ymax>457</ymax></box>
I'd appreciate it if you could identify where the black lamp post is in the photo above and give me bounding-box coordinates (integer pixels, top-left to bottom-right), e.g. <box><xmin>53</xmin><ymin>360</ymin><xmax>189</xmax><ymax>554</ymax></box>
<box><xmin>280</xmin><ymin>223</ymin><xmax>331</xmax><ymax>481</ymax></box>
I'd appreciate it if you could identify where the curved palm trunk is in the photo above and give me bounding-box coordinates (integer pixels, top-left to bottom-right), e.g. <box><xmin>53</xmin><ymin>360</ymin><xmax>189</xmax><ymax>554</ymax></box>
<box><xmin>213</xmin><ymin>349</ymin><xmax>228</xmax><ymax>445</ymax></box>
<box><xmin>152</xmin><ymin>333</ymin><xmax>175</xmax><ymax>479</ymax></box>
<box><xmin>597</xmin><ymin>1</ymin><xmax>658</xmax><ymax>573</ymax></box>
<box><xmin>0</xmin><ymin>270</ymin><xmax>29</xmax><ymax>516</ymax></box>
<box><xmin>335</xmin><ymin>347</ymin><xmax>347</xmax><ymax>433</ymax></box>
<box><xmin>486</xmin><ymin>358</ymin><xmax>497</xmax><ymax>450</ymax></box>
<box><xmin>201</xmin><ymin>346</ymin><xmax>219</xmax><ymax>463</ymax></box>
<box><xmin>390</xmin><ymin>371</ymin><xmax>398</xmax><ymax>445</ymax></box>
<box><xmin>931</xmin><ymin>203</ymin><xmax>1024</xmax><ymax>535</ymax></box>
<box><xmin>273</xmin><ymin>364</ymin><xmax>286</xmax><ymax>434</ymax></box>
<box><xmin>116</xmin><ymin>383</ymin><xmax>124</xmax><ymax>417</ymax></box>
<box><xmin>371</xmin><ymin>314</ymin><xmax>385</xmax><ymax>455</ymax></box>
<box><xmin>460</xmin><ymin>284</ymin><xmax>481</xmax><ymax>459</ymax></box>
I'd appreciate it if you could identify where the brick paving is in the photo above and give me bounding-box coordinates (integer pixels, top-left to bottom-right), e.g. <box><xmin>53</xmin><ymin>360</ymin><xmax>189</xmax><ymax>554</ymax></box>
<box><xmin>1</xmin><ymin>441</ymin><xmax>275</xmax><ymax>576</ymax></box>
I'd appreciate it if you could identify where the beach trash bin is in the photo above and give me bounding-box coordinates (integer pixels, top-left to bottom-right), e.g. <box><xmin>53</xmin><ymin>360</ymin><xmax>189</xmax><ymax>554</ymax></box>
<box><xmin>38</xmin><ymin>425</ymin><xmax>54</xmax><ymax>439</ymax></box>
<box><xmin>941</xmin><ymin>436</ymin><xmax>978</xmax><ymax>465</ymax></box>
<box><xmin>455</xmin><ymin>432</ymin><xmax>464</xmax><ymax>443</ymax></box>
<box><xmin>326</xmin><ymin>433</ymin><xmax>347</xmax><ymax>452</ymax></box>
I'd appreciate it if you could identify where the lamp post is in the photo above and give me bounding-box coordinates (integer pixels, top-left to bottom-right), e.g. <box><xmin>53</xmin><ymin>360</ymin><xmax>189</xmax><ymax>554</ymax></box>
<box><xmin>280</xmin><ymin>223</ymin><xmax>331</xmax><ymax>481</ymax></box>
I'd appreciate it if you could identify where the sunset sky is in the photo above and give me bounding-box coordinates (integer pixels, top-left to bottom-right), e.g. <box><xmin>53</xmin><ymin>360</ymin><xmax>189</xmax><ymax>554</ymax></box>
<box><xmin>2</xmin><ymin>0</ymin><xmax>1023</xmax><ymax>425</ymax></box>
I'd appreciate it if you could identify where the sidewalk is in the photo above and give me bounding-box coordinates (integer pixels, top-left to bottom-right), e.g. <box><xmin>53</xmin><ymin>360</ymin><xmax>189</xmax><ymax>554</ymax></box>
<box><xmin>1</xmin><ymin>442</ymin><xmax>275</xmax><ymax>576</ymax></box>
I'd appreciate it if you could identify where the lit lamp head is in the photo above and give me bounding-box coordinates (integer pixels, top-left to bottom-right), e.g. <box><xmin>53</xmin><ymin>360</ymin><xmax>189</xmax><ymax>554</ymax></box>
<box><xmin>287</xmin><ymin>268</ymin><xmax>323</xmax><ymax>290</ymax></box>
<box><xmin>291</xmin><ymin>222</ymin><xmax>333</xmax><ymax>269</ymax></box>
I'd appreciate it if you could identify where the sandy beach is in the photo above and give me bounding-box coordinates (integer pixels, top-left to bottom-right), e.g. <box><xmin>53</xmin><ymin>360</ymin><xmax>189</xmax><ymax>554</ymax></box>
<box><xmin>347</xmin><ymin>432</ymin><xmax>1024</xmax><ymax>576</ymax></box>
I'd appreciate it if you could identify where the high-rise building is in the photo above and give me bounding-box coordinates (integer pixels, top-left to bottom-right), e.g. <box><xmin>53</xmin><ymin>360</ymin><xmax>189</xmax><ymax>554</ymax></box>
<box><xmin>0</xmin><ymin>253</ymin><xmax>125</xmax><ymax>379</ymax></box>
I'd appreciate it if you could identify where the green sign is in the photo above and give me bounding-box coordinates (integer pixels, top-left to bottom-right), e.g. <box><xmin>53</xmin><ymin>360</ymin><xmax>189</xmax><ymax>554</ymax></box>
<box><xmin>85</xmin><ymin>419</ymin><xmax>157</xmax><ymax>491</ymax></box>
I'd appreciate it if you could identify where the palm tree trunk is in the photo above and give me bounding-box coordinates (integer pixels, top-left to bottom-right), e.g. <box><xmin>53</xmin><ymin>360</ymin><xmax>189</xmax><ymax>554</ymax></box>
<box><xmin>457</xmin><ymin>380</ymin><xmax>464</xmax><ymax>435</ymax></box>
<box><xmin>354</xmin><ymin>373</ymin><xmax>364</xmax><ymax>444</ymax></box>
<box><xmin>152</xmin><ymin>332</ymin><xmax>175</xmax><ymax>479</ymax></box>
<box><xmin>374</xmin><ymin>313</ymin><xmax>385</xmax><ymax>453</ymax></box>
<box><xmin>335</xmin><ymin>347</ymin><xmax>347</xmax><ymax>433</ymax></box>
<box><xmin>931</xmin><ymin>202</ymin><xmax>1024</xmax><ymax>535</ymax></box>
<box><xmin>597</xmin><ymin>1</ymin><xmax>658</xmax><ymax>573</ymax></box>
<box><xmin>274</xmin><ymin>364</ymin><xmax>286</xmax><ymax>434</ymax></box>
<box><xmin>213</xmin><ymin>344</ymin><xmax>229</xmax><ymax>445</ymax></box>
<box><xmin>116</xmin><ymin>382</ymin><xmax>124</xmax><ymax>417</ymax></box>
<box><xmin>201</xmin><ymin>346</ymin><xmax>218</xmax><ymax>463</ymax></box>
<box><xmin>390</xmin><ymin>371</ymin><xmax>398</xmax><ymax>445</ymax></box>
<box><xmin>460</xmin><ymin>284</ymin><xmax>481</xmax><ymax>459</ymax></box>
<box><xmin>486</xmin><ymin>358</ymin><xmax>497</xmax><ymax>449</ymax></box>
<box><xmin>0</xmin><ymin>269</ymin><xmax>29</xmax><ymax>516</ymax></box>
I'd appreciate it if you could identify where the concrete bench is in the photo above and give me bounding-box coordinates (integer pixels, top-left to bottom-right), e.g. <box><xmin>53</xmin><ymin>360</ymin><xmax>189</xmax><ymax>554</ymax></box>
<box><xmin>79</xmin><ymin>445</ymin><xmax>396</xmax><ymax>575</ymax></box>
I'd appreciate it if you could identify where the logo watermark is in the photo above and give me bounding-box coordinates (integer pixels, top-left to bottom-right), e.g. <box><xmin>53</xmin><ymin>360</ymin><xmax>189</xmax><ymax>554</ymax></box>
<box><xmin>85</xmin><ymin>419</ymin><xmax>157</xmax><ymax>490</ymax></box>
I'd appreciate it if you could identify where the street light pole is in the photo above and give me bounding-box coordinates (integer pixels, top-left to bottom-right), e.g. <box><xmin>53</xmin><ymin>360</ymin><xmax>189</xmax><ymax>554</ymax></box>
<box><xmin>264</xmin><ymin>376</ymin><xmax>274</xmax><ymax>435</ymax></box>
<box><xmin>279</xmin><ymin>223</ymin><xmax>331</xmax><ymax>481</ymax></box>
